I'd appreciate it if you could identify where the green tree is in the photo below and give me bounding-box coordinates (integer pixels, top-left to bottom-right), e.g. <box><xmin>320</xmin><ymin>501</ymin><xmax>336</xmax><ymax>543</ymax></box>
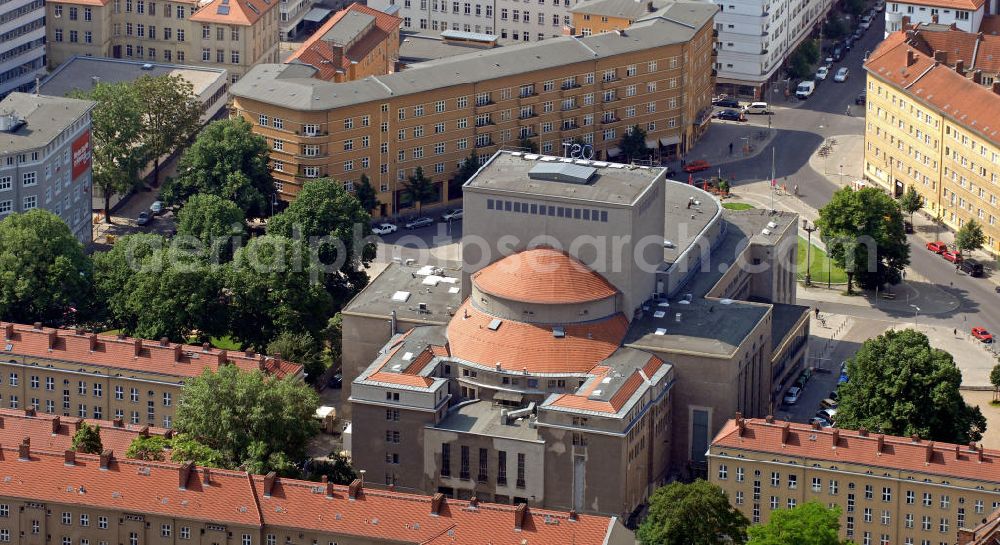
<box><xmin>955</xmin><ymin>219</ymin><xmax>986</xmax><ymax>257</ymax></box>
<box><xmin>71</xmin><ymin>423</ymin><xmax>103</xmax><ymax>454</ymax></box>
<box><xmin>822</xmin><ymin>17</ymin><xmax>849</xmax><ymax>40</ymax></box>
<box><xmin>991</xmin><ymin>363</ymin><xmax>1000</xmax><ymax>402</ymax></box>
<box><xmin>176</xmin><ymin>193</ymin><xmax>246</xmax><ymax>261</ymax></box>
<box><xmin>845</xmin><ymin>0</ymin><xmax>864</xmax><ymax>16</ymax></box>
<box><xmin>717</xmin><ymin>178</ymin><xmax>731</xmax><ymax>195</ymax></box>
<box><xmin>898</xmin><ymin>186</ymin><xmax>922</xmax><ymax>225</ymax></box>
<box><xmin>267</xmin><ymin>331</ymin><xmax>327</xmax><ymax>384</ymax></box>
<box><xmin>323</xmin><ymin>313</ymin><xmax>343</xmax><ymax>366</ymax></box>
<box><xmin>403</xmin><ymin>167</ymin><xmax>438</xmax><ymax>215</ymax></box>
<box><xmin>224</xmin><ymin>236</ymin><xmax>334</xmax><ymax>351</ymax></box>
<box><xmin>132</xmin><ymin>75</ymin><xmax>203</xmax><ymax>186</ymax></box>
<box><xmin>174</xmin><ymin>365</ymin><xmax>320</xmax><ymax>474</ymax></box>
<box><xmin>91</xmin><ymin>233</ymin><xmax>166</xmax><ymax>324</ymax></box>
<box><xmin>0</xmin><ymin>210</ymin><xmax>93</xmax><ymax>324</ymax></box>
<box><xmin>162</xmin><ymin>118</ymin><xmax>274</xmax><ymax>217</ymax></box>
<box><xmin>354</xmin><ymin>174</ymin><xmax>379</xmax><ymax>215</ymax></box>
<box><xmin>747</xmin><ymin>502</ymin><xmax>850</xmax><ymax>545</ymax></box>
<box><xmin>125</xmin><ymin>435</ymin><xmax>172</xmax><ymax>461</ymax></box>
<box><xmin>619</xmin><ymin>125</ymin><xmax>650</xmax><ymax>162</ymax></box>
<box><xmin>170</xmin><ymin>434</ymin><xmax>225</xmax><ymax>467</ymax></box>
<box><xmin>817</xmin><ymin>187</ymin><xmax>910</xmax><ymax>292</ymax></box>
<box><xmin>266</xmin><ymin>178</ymin><xmax>374</xmax><ymax>302</ymax></box>
<box><xmin>450</xmin><ymin>150</ymin><xmax>481</xmax><ymax>200</ymax></box>
<box><xmin>518</xmin><ymin>137</ymin><xmax>538</xmax><ymax>153</ymax></box>
<box><xmin>637</xmin><ymin>480</ymin><xmax>749</xmax><ymax>545</ymax></box>
<box><xmin>788</xmin><ymin>39</ymin><xmax>820</xmax><ymax>79</ymax></box>
<box><xmin>837</xmin><ymin>328</ymin><xmax>986</xmax><ymax>444</ymax></box>
<box><xmin>306</xmin><ymin>452</ymin><xmax>357</xmax><ymax>485</ymax></box>
<box><xmin>70</xmin><ymin>81</ymin><xmax>145</xmax><ymax>223</ymax></box>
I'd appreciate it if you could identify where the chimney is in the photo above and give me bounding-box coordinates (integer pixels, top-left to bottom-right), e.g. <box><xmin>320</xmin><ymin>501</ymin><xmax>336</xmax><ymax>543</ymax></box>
<box><xmin>23</xmin><ymin>408</ymin><xmax>35</xmax><ymax>417</ymax></box>
<box><xmin>64</xmin><ymin>450</ymin><xmax>76</xmax><ymax>466</ymax></box>
<box><xmin>159</xmin><ymin>337</ymin><xmax>169</xmax><ymax>347</ymax></box>
<box><xmin>956</xmin><ymin>444</ymin><xmax>961</xmax><ymax>459</ymax></box>
<box><xmin>99</xmin><ymin>450</ymin><xmax>112</xmax><ymax>470</ymax></box>
<box><xmin>216</xmin><ymin>350</ymin><xmax>228</xmax><ymax>367</ymax></box>
<box><xmin>74</xmin><ymin>327</ymin><xmax>85</xmax><ymax>336</ymax></box>
<box><xmin>992</xmin><ymin>81</ymin><xmax>1000</xmax><ymax>96</ymax></box>
<box><xmin>906</xmin><ymin>50</ymin><xmax>917</xmax><ymax>67</ymax></box>
<box><xmin>17</xmin><ymin>440</ymin><xmax>29</xmax><ymax>461</ymax></box>
<box><xmin>178</xmin><ymin>461</ymin><xmax>193</xmax><ymax>489</ymax></box>
<box><xmin>859</xmin><ymin>427</ymin><xmax>869</xmax><ymax>437</ymax></box>
<box><xmin>902</xmin><ymin>15</ymin><xmax>911</xmax><ymax>28</ymax></box>
<box><xmin>1</xmin><ymin>323</ymin><xmax>11</xmax><ymax>340</ymax></box>
<box><xmin>202</xmin><ymin>342</ymin><xmax>211</xmax><ymax>352</ymax></box>
<box><xmin>831</xmin><ymin>428</ymin><xmax>840</xmax><ymax>445</ymax></box>
<box><xmin>139</xmin><ymin>425</ymin><xmax>149</xmax><ymax>438</ymax></box>
<box><xmin>348</xmin><ymin>478</ymin><xmax>362</xmax><ymax>500</ymax></box>
<box><xmin>931</xmin><ymin>13</ymin><xmax>938</xmax><ymax>23</ymax></box>
<box><xmin>514</xmin><ymin>503</ymin><xmax>528</xmax><ymax>531</ymax></box>
<box><xmin>431</xmin><ymin>493</ymin><xmax>445</xmax><ymax>515</ymax></box>
<box><xmin>972</xmin><ymin>70</ymin><xmax>982</xmax><ymax>84</ymax></box>
<box><xmin>112</xmin><ymin>417</ymin><xmax>124</xmax><ymax>428</ymax></box>
<box><xmin>876</xmin><ymin>434</ymin><xmax>885</xmax><ymax>455</ymax></box>
<box><xmin>812</xmin><ymin>420</ymin><xmax>821</xmax><ymax>430</ymax></box>
<box><xmin>263</xmin><ymin>471</ymin><xmax>277</xmax><ymax>496</ymax></box>
<box><xmin>325</xmin><ymin>477</ymin><xmax>335</xmax><ymax>498</ymax></box>
<box><xmin>32</xmin><ymin>322</ymin><xmax>42</xmax><ymax>330</ymax></box>
<box><xmin>780</xmin><ymin>422</ymin><xmax>790</xmax><ymax>445</ymax></box>
<box><xmin>978</xmin><ymin>444</ymin><xmax>984</xmax><ymax>463</ymax></box>
<box><xmin>51</xmin><ymin>416</ymin><xmax>60</xmax><ymax>434</ymax></box>
<box><xmin>201</xmin><ymin>467</ymin><xmax>211</xmax><ymax>485</ymax></box>
<box><xmin>132</xmin><ymin>339</ymin><xmax>142</xmax><ymax>357</ymax></box>
<box><xmin>925</xmin><ymin>441</ymin><xmax>935</xmax><ymax>463</ymax></box>
<box><xmin>244</xmin><ymin>349</ymin><xmax>255</xmax><ymax>359</ymax></box>
<box><xmin>87</xmin><ymin>333</ymin><xmax>97</xmax><ymax>351</ymax></box>
<box><xmin>933</xmin><ymin>50</ymin><xmax>946</xmax><ymax>63</ymax></box>
<box><xmin>765</xmin><ymin>415</ymin><xmax>775</xmax><ymax>424</ymax></box>
<box><xmin>735</xmin><ymin>413</ymin><xmax>746</xmax><ymax>436</ymax></box>
<box><xmin>469</xmin><ymin>496</ymin><xmax>479</xmax><ymax>508</ymax></box>
<box><xmin>956</xmin><ymin>59</ymin><xmax>965</xmax><ymax>74</ymax></box>
<box><xmin>958</xmin><ymin>529</ymin><xmax>976</xmax><ymax>545</ymax></box>
<box><xmin>569</xmin><ymin>509</ymin><xmax>578</xmax><ymax>521</ymax></box>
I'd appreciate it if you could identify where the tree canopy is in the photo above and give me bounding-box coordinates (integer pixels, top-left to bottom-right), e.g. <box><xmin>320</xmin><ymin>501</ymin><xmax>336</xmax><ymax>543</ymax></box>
<box><xmin>132</xmin><ymin>74</ymin><xmax>202</xmax><ymax>186</ymax></box>
<box><xmin>747</xmin><ymin>502</ymin><xmax>850</xmax><ymax>545</ymax></box>
<box><xmin>353</xmin><ymin>174</ymin><xmax>379</xmax><ymax>215</ymax></box>
<box><xmin>173</xmin><ymin>365</ymin><xmax>319</xmax><ymax>474</ymax></box>
<box><xmin>267</xmin><ymin>331</ymin><xmax>327</xmax><ymax>384</ymax></box>
<box><xmin>898</xmin><ymin>186</ymin><xmax>922</xmax><ymax>224</ymax></box>
<box><xmin>162</xmin><ymin>118</ymin><xmax>274</xmax><ymax>217</ymax></box>
<box><xmin>403</xmin><ymin>167</ymin><xmax>437</xmax><ymax>215</ymax></box>
<box><xmin>176</xmin><ymin>193</ymin><xmax>246</xmax><ymax>260</ymax></box>
<box><xmin>991</xmin><ymin>363</ymin><xmax>1000</xmax><ymax>402</ymax></box>
<box><xmin>71</xmin><ymin>423</ymin><xmax>104</xmax><ymax>454</ymax></box>
<box><xmin>637</xmin><ymin>480</ymin><xmax>749</xmax><ymax>545</ymax></box>
<box><xmin>306</xmin><ymin>452</ymin><xmax>357</xmax><ymax>485</ymax></box>
<box><xmin>817</xmin><ymin>187</ymin><xmax>910</xmax><ymax>291</ymax></box>
<box><xmin>956</xmin><ymin>219</ymin><xmax>986</xmax><ymax>256</ymax></box>
<box><xmin>620</xmin><ymin>125</ymin><xmax>650</xmax><ymax>162</ymax></box>
<box><xmin>0</xmin><ymin>210</ymin><xmax>93</xmax><ymax>325</ymax></box>
<box><xmin>836</xmin><ymin>328</ymin><xmax>986</xmax><ymax>444</ymax></box>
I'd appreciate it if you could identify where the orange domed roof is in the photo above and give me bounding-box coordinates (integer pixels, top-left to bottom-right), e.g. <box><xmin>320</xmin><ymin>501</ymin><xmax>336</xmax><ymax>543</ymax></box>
<box><xmin>473</xmin><ymin>248</ymin><xmax>618</xmax><ymax>305</ymax></box>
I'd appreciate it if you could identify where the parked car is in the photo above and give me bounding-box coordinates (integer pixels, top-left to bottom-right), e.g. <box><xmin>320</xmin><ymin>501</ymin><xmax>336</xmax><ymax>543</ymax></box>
<box><xmin>715</xmin><ymin>109</ymin><xmax>746</xmax><ymax>122</ymax></box>
<box><xmin>744</xmin><ymin>101</ymin><xmax>772</xmax><ymax>115</ymax></box>
<box><xmin>904</xmin><ymin>220</ymin><xmax>913</xmax><ymax>233</ymax></box>
<box><xmin>783</xmin><ymin>386</ymin><xmax>803</xmax><ymax>405</ymax></box>
<box><xmin>832</xmin><ymin>46</ymin><xmax>844</xmax><ymax>62</ymax></box>
<box><xmin>821</xmin><ymin>398</ymin><xmax>838</xmax><ymax>409</ymax></box>
<box><xmin>960</xmin><ymin>259</ymin><xmax>984</xmax><ymax>277</ymax></box>
<box><xmin>712</xmin><ymin>97</ymin><xmax>741</xmax><ymax>108</ymax></box>
<box><xmin>972</xmin><ymin>327</ymin><xmax>994</xmax><ymax>343</ymax></box>
<box><xmin>683</xmin><ymin>160</ymin><xmax>711</xmax><ymax>173</ymax></box>
<box><xmin>941</xmin><ymin>250</ymin><xmax>963</xmax><ymax>263</ymax></box>
<box><xmin>816</xmin><ymin>408</ymin><xmax>838</xmax><ymax>422</ymax></box>
<box><xmin>440</xmin><ymin>208</ymin><xmax>464</xmax><ymax>222</ymax></box>
<box><xmin>855</xmin><ymin>91</ymin><xmax>867</xmax><ymax>105</ymax></box>
<box><xmin>926</xmin><ymin>240</ymin><xmax>948</xmax><ymax>253</ymax></box>
<box><xmin>795</xmin><ymin>80</ymin><xmax>816</xmax><ymax>99</ymax></box>
<box><xmin>860</xmin><ymin>14</ymin><xmax>873</xmax><ymax>29</ymax></box>
<box><xmin>371</xmin><ymin>223</ymin><xmax>398</xmax><ymax>235</ymax></box>
<box><xmin>853</xmin><ymin>28</ymin><xmax>864</xmax><ymax>41</ymax></box>
<box><xmin>809</xmin><ymin>417</ymin><xmax>833</xmax><ymax>428</ymax></box>
<box><xmin>816</xmin><ymin>66</ymin><xmax>830</xmax><ymax>80</ymax></box>
<box><xmin>829</xmin><ymin>389</ymin><xmax>839</xmax><ymax>401</ymax></box>
<box><xmin>843</xmin><ymin>37</ymin><xmax>854</xmax><ymax>51</ymax></box>
<box><xmin>327</xmin><ymin>372</ymin><xmax>343</xmax><ymax>389</ymax></box>
<box><xmin>149</xmin><ymin>201</ymin><xmax>164</xmax><ymax>215</ymax></box>
<box><xmin>838</xmin><ymin>361</ymin><xmax>849</xmax><ymax>384</ymax></box>
<box><xmin>404</xmin><ymin>217</ymin><xmax>434</xmax><ymax>229</ymax></box>
<box><xmin>834</xmin><ymin>67</ymin><xmax>850</xmax><ymax>82</ymax></box>
<box><xmin>136</xmin><ymin>212</ymin><xmax>151</xmax><ymax>226</ymax></box>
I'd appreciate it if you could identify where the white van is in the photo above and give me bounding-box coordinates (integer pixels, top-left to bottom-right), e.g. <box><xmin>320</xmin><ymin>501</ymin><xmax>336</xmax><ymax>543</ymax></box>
<box><xmin>744</xmin><ymin>102</ymin><xmax>772</xmax><ymax>115</ymax></box>
<box><xmin>795</xmin><ymin>80</ymin><xmax>816</xmax><ymax>99</ymax></box>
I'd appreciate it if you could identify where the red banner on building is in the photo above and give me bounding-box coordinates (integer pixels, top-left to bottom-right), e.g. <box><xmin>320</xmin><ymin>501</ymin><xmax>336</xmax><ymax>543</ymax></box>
<box><xmin>71</xmin><ymin>131</ymin><xmax>92</xmax><ymax>180</ymax></box>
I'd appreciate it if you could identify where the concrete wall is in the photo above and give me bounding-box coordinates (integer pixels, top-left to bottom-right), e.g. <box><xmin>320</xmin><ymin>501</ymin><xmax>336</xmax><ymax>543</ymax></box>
<box><xmin>471</xmin><ymin>283</ymin><xmax>621</xmax><ymax>324</ymax></box>
<box><xmin>350</xmin><ymin>398</ymin><xmax>440</xmax><ymax>494</ymax></box>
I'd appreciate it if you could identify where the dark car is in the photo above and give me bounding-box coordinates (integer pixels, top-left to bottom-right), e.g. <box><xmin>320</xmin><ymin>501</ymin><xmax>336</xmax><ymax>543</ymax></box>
<box><xmin>843</xmin><ymin>37</ymin><xmax>854</xmax><ymax>51</ymax></box>
<box><xmin>712</xmin><ymin>97</ymin><xmax>741</xmax><ymax>108</ymax></box>
<box><xmin>715</xmin><ymin>109</ymin><xmax>746</xmax><ymax>122</ymax></box>
<box><xmin>327</xmin><ymin>372</ymin><xmax>343</xmax><ymax>389</ymax></box>
<box><xmin>855</xmin><ymin>91</ymin><xmax>867</xmax><ymax>105</ymax></box>
<box><xmin>832</xmin><ymin>46</ymin><xmax>844</xmax><ymax>61</ymax></box>
<box><xmin>960</xmin><ymin>259</ymin><xmax>984</xmax><ymax>277</ymax></box>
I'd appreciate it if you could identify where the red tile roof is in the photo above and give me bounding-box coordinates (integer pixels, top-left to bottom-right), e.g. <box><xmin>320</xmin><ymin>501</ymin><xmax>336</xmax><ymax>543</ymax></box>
<box><xmin>712</xmin><ymin>418</ymin><xmax>1000</xmax><ymax>484</ymax></box>
<box><xmin>865</xmin><ymin>31</ymin><xmax>1000</xmax><ymax>147</ymax></box>
<box><xmin>447</xmin><ymin>301</ymin><xmax>628</xmax><ymax>374</ymax></box>
<box><xmin>0</xmin><ymin>322</ymin><xmax>302</xmax><ymax>380</ymax></box>
<box><xmin>908</xmin><ymin>25</ymin><xmax>1000</xmax><ymax>72</ymax></box>
<box><xmin>0</xmin><ymin>409</ymin><xmax>169</xmax><ymax>456</ymax></box>
<box><xmin>190</xmin><ymin>0</ymin><xmax>277</xmax><ymax>26</ymax></box>
<box><xmin>2</xmin><ymin>445</ymin><xmax>619</xmax><ymax>543</ymax></box>
<box><xmin>547</xmin><ymin>358</ymin><xmax>664</xmax><ymax>414</ymax></box>
<box><xmin>286</xmin><ymin>3</ymin><xmax>401</xmax><ymax>81</ymax></box>
<box><xmin>473</xmin><ymin>248</ymin><xmax>619</xmax><ymax>305</ymax></box>
<box><xmin>896</xmin><ymin>0</ymin><xmax>984</xmax><ymax>10</ymax></box>
<box><xmin>981</xmin><ymin>15</ymin><xmax>1000</xmax><ymax>35</ymax></box>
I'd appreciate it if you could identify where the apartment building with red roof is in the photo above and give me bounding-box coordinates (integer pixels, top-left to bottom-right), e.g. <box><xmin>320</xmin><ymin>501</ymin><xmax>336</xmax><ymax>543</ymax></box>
<box><xmin>0</xmin><ymin>407</ymin><xmax>169</xmax><ymax>455</ymax></box>
<box><xmin>286</xmin><ymin>3</ymin><xmax>401</xmax><ymax>82</ymax></box>
<box><xmin>0</xmin><ymin>442</ymin><xmax>632</xmax><ymax>545</ymax></box>
<box><xmin>863</xmin><ymin>25</ymin><xmax>1000</xmax><ymax>257</ymax></box>
<box><xmin>0</xmin><ymin>322</ymin><xmax>300</xmax><ymax>429</ymax></box>
<box><xmin>883</xmin><ymin>0</ymin><xmax>993</xmax><ymax>37</ymax></box>
<box><xmin>710</xmin><ymin>416</ymin><xmax>1000</xmax><ymax>544</ymax></box>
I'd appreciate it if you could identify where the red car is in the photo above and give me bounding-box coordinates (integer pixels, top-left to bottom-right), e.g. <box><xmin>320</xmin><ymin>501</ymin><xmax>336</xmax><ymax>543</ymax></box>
<box><xmin>942</xmin><ymin>250</ymin><xmax>962</xmax><ymax>263</ymax></box>
<box><xmin>972</xmin><ymin>327</ymin><xmax>993</xmax><ymax>343</ymax></box>
<box><xmin>926</xmin><ymin>241</ymin><xmax>948</xmax><ymax>253</ymax></box>
<box><xmin>683</xmin><ymin>160</ymin><xmax>711</xmax><ymax>173</ymax></box>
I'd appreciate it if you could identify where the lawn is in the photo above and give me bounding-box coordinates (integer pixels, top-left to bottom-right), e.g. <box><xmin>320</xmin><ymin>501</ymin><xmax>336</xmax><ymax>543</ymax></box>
<box><xmin>797</xmin><ymin>237</ymin><xmax>849</xmax><ymax>284</ymax></box>
<box><xmin>722</xmin><ymin>202</ymin><xmax>755</xmax><ymax>211</ymax></box>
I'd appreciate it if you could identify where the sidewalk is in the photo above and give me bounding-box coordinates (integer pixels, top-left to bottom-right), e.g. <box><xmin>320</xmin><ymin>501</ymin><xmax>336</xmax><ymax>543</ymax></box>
<box><xmin>671</xmin><ymin>121</ymin><xmax>779</xmax><ymax>171</ymax></box>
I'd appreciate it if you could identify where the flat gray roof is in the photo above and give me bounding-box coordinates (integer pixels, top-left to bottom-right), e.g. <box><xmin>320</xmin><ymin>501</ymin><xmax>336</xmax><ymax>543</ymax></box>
<box><xmin>0</xmin><ymin>93</ymin><xmax>95</xmax><ymax>154</ymax></box>
<box><xmin>399</xmin><ymin>33</ymin><xmax>496</xmax><ymax>63</ymax></box>
<box><xmin>303</xmin><ymin>6</ymin><xmax>332</xmax><ymax>22</ymax></box>
<box><xmin>40</xmin><ymin>56</ymin><xmax>227</xmax><ymax>99</ymax></box>
<box><xmin>570</xmin><ymin>0</ymin><xmax>667</xmax><ymax>19</ymax></box>
<box><xmin>663</xmin><ymin>179</ymin><xmax>720</xmax><ymax>263</ymax></box>
<box><xmin>230</xmin><ymin>4</ymin><xmax>716</xmax><ymax>110</ymax></box>
<box><xmin>464</xmin><ymin>151</ymin><xmax>664</xmax><ymax>206</ymax></box>
<box><xmin>323</xmin><ymin>10</ymin><xmax>375</xmax><ymax>45</ymax></box>
<box><xmin>342</xmin><ymin>261</ymin><xmax>464</xmax><ymax>324</ymax></box>
<box><xmin>433</xmin><ymin>400</ymin><xmax>541</xmax><ymax>441</ymax></box>
<box><xmin>768</xmin><ymin>302</ymin><xmax>810</xmax><ymax>350</ymax></box>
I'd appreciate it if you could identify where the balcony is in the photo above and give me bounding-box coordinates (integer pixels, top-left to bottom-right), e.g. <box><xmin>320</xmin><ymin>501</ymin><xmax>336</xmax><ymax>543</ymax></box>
<box><xmin>561</xmin><ymin>82</ymin><xmax>581</xmax><ymax>90</ymax></box>
<box><xmin>519</xmin><ymin>91</ymin><xmax>538</xmax><ymax>98</ymax></box>
<box><xmin>562</xmin><ymin>123</ymin><xmax>579</xmax><ymax>130</ymax></box>
<box><xmin>475</xmin><ymin>99</ymin><xmax>495</xmax><ymax>107</ymax></box>
<box><xmin>475</xmin><ymin>139</ymin><xmax>495</xmax><ymax>148</ymax></box>
<box><xmin>519</xmin><ymin>131</ymin><xmax>537</xmax><ymax>138</ymax></box>
<box><xmin>475</xmin><ymin>119</ymin><xmax>494</xmax><ymax>127</ymax></box>
<box><xmin>600</xmin><ymin>116</ymin><xmax>620</xmax><ymax>124</ymax></box>
<box><xmin>561</xmin><ymin>105</ymin><xmax>579</xmax><ymax>111</ymax></box>
<box><xmin>518</xmin><ymin>112</ymin><xmax>538</xmax><ymax>120</ymax></box>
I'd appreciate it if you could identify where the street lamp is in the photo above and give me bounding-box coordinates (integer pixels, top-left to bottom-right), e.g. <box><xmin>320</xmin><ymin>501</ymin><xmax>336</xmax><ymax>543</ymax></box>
<box><xmin>910</xmin><ymin>304</ymin><xmax>920</xmax><ymax>328</ymax></box>
<box><xmin>802</xmin><ymin>219</ymin><xmax>817</xmax><ymax>286</ymax></box>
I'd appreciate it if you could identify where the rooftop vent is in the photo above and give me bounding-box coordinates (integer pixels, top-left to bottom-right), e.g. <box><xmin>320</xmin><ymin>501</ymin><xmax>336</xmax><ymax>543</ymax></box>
<box><xmin>552</xmin><ymin>326</ymin><xmax>565</xmax><ymax>338</ymax></box>
<box><xmin>487</xmin><ymin>319</ymin><xmax>503</xmax><ymax>331</ymax></box>
<box><xmin>654</xmin><ymin>328</ymin><xmax>666</xmax><ymax>335</ymax></box>
<box><xmin>401</xmin><ymin>352</ymin><xmax>413</xmax><ymax>361</ymax></box>
<box><xmin>767</xmin><ymin>221</ymin><xmax>778</xmax><ymax>229</ymax></box>
<box><xmin>761</xmin><ymin>229</ymin><xmax>771</xmax><ymax>236</ymax></box>
<box><xmin>0</xmin><ymin>111</ymin><xmax>25</xmax><ymax>133</ymax></box>
<box><xmin>391</xmin><ymin>291</ymin><xmax>411</xmax><ymax>302</ymax></box>
<box><xmin>528</xmin><ymin>162</ymin><xmax>597</xmax><ymax>185</ymax></box>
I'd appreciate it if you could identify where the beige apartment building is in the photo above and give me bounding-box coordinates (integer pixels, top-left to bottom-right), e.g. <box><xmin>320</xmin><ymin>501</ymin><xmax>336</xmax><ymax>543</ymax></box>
<box><xmin>0</xmin><ymin>322</ymin><xmax>301</xmax><ymax>428</ymax></box>
<box><xmin>710</xmin><ymin>417</ymin><xmax>1000</xmax><ymax>545</ymax></box>
<box><xmin>863</xmin><ymin>23</ymin><xmax>1000</xmax><ymax>255</ymax></box>
<box><xmin>229</xmin><ymin>1</ymin><xmax>718</xmax><ymax>213</ymax></box>
<box><xmin>45</xmin><ymin>0</ymin><xmax>280</xmax><ymax>84</ymax></box>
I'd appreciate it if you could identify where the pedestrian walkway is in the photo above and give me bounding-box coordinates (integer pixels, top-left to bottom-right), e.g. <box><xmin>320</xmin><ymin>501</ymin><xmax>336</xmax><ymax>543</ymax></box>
<box><xmin>806</xmin><ymin>133</ymin><xmax>866</xmax><ymax>188</ymax></box>
<box><xmin>670</xmin><ymin>121</ymin><xmax>778</xmax><ymax>172</ymax></box>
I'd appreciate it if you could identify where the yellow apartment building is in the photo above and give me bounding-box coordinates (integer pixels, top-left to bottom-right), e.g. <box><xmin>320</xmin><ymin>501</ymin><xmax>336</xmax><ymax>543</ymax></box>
<box><xmin>45</xmin><ymin>0</ymin><xmax>280</xmax><ymax>84</ymax></box>
<box><xmin>0</xmin><ymin>322</ymin><xmax>301</xmax><ymax>429</ymax></box>
<box><xmin>863</xmin><ymin>25</ymin><xmax>1000</xmax><ymax>255</ymax></box>
<box><xmin>569</xmin><ymin>0</ymin><xmax>664</xmax><ymax>36</ymax></box>
<box><xmin>710</xmin><ymin>417</ymin><xmax>1000</xmax><ymax>545</ymax></box>
<box><xmin>229</xmin><ymin>1</ymin><xmax>718</xmax><ymax>214</ymax></box>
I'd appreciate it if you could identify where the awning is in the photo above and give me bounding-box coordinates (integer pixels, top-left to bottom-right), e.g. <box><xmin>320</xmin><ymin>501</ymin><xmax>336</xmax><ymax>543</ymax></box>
<box><xmin>303</xmin><ymin>7</ymin><xmax>332</xmax><ymax>22</ymax></box>
<box><xmin>494</xmin><ymin>391</ymin><xmax>523</xmax><ymax>403</ymax></box>
<box><xmin>660</xmin><ymin>136</ymin><xmax>681</xmax><ymax>146</ymax></box>
<box><xmin>645</xmin><ymin>138</ymin><xmax>658</xmax><ymax>148</ymax></box>
<box><xmin>606</xmin><ymin>147</ymin><xmax>621</xmax><ymax>157</ymax></box>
